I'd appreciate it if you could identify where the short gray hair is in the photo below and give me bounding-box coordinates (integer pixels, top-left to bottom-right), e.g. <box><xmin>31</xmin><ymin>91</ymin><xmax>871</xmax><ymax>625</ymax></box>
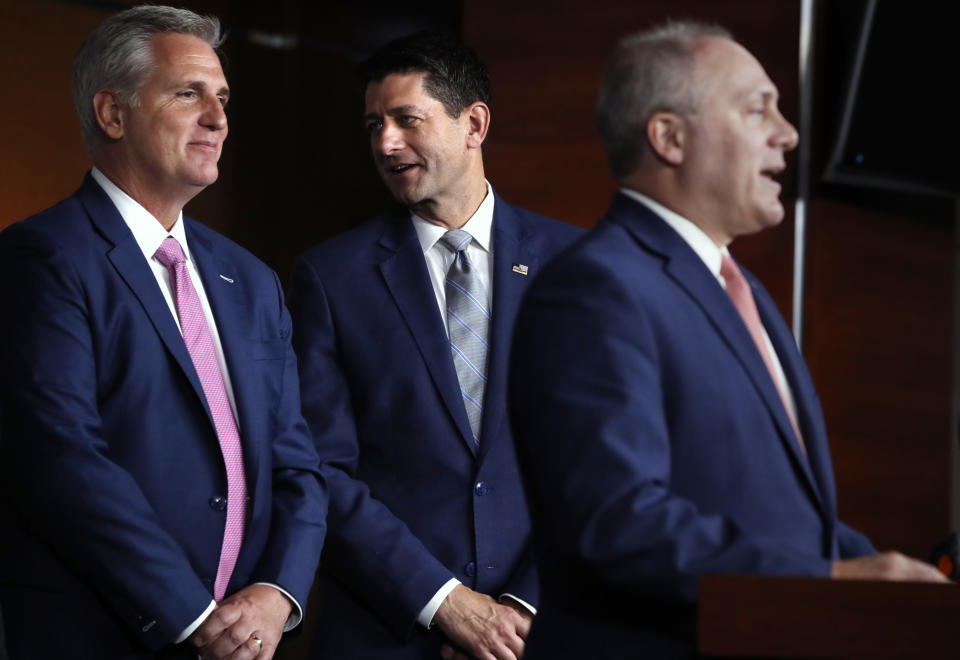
<box><xmin>596</xmin><ymin>20</ymin><xmax>732</xmax><ymax>179</ymax></box>
<box><xmin>72</xmin><ymin>5</ymin><xmax>224</xmax><ymax>154</ymax></box>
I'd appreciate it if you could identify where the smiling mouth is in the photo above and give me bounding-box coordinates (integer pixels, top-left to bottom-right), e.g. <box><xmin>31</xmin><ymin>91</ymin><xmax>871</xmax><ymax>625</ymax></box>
<box><xmin>388</xmin><ymin>163</ymin><xmax>417</xmax><ymax>175</ymax></box>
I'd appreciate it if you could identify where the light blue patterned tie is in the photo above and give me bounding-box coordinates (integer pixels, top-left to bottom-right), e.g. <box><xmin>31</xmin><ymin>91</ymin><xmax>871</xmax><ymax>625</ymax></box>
<box><xmin>440</xmin><ymin>229</ymin><xmax>489</xmax><ymax>446</ymax></box>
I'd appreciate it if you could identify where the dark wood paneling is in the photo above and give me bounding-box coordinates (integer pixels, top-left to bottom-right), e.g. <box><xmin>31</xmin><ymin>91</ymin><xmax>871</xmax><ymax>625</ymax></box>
<box><xmin>0</xmin><ymin>1</ymin><xmax>107</xmax><ymax>228</ymax></box>
<box><xmin>699</xmin><ymin>575</ymin><xmax>959</xmax><ymax>658</ymax></box>
<box><xmin>804</xmin><ymin>198</ymin><xmax>952</xmax><ymax>557</ymax></box>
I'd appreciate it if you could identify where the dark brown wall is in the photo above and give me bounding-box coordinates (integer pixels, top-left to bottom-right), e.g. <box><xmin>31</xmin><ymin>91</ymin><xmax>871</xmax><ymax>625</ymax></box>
<box><xmin>804</xmin><ymin>197</ymin><xmax>952</xmax><ymax>557</ymax></box>
<box><xmin>465</xmin><ymin>0</ymin><xmax>954</xmax><ymax>560</ymax></box>
<box><xmin>0</xmin><ymin>1</ymin><xmax>105</xmax><ymax>227</ymax></box>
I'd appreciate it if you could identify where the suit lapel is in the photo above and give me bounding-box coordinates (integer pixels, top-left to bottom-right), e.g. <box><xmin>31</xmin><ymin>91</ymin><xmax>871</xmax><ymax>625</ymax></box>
<box><xmin>377</xmin><ymin>212</ymin><xmax>477</xmax><ymax>454</ymax></box>
<box><xmin>696</xmin><ymin>258</ymin><xmax>821</xmax><ymax>508</ymax></box>
<box><xmin>477</xmin><ymin>196</ymin><xmax>539</xmax><ymax>463</ymax></box>
<box><xmin>83</xmin><ymin>173</ymin><xmax>260</xmax><ymax>489</ymax></box>
<box><xmin>81</xmin><ymin>176</ymin><xmax>210</xmax><ymax>420</ymax></box>
<box><xmin>607</xmin><ymin>194</ymin><xmax>824</xmax><ymax>511</ymax></box>
<box><xmin>753</xmin><ymin>281</ymin><xmax>835</xmax><ymax>517</ymax></box>
<box><xmin>186</xmin><ymin>221</ymin><xmax>261</xmax><ymax>482</ymax></box>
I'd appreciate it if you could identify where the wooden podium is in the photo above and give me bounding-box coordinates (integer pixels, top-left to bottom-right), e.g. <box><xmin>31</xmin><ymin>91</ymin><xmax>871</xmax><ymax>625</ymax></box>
<box><xmin>698</xmin><ymin>575</ymin><xmax>959</xmax><ymax>659</ymax></box>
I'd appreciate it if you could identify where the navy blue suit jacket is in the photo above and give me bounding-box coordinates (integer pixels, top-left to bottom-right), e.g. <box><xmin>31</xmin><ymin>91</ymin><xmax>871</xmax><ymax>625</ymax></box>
<box><xmin>510</xmin><ymin>194</ymin><xmax>875</xmax><ymax>659</ymax></box>
<box><xmin>288</xmin><ymin>194</ymin><xmax>583</xmax><ymax>658</ymax></box>
<box><xmin>0</xmin><ymin>175</ymin><xmax>327</xmax><ymax>659</ymax></box>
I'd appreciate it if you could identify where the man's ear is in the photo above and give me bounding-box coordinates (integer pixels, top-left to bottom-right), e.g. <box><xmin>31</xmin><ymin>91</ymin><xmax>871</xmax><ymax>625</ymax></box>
<box><xmin>464</xmin><ymin>101</ymin><xmax>490</xmax><ymax>149</ymax></box>
<box><xmin>646</xmin><ymin>111</ymin><xmax>686</xmax><ymax>166</ymax></box>
<box><xmin>93</xmin><ymin>89</ymin><xmax>125</xmax><ymax>140</ymax></box>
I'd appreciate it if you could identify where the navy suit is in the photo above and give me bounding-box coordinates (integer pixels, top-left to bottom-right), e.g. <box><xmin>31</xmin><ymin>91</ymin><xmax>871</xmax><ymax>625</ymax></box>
<box><xmin>0</xmin><ymin>175</ymin><xmax>327</xmax><ymax>659</ymax></box>
<box><xmin>288</xmin><ymin>194</ymin><xmax>583</xmax><ymax>658</ymax></box>
<box><xmin>510</xmin><ymin>194</ymin><xmax>874</xmax><ymax>659</ymax></box>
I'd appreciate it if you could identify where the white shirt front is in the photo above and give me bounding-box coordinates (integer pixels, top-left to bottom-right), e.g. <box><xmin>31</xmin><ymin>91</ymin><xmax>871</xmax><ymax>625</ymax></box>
<box><xmin>620</xmin><ymin>188</ymin><xmax>798</xmax><ymax>422</ymax></box>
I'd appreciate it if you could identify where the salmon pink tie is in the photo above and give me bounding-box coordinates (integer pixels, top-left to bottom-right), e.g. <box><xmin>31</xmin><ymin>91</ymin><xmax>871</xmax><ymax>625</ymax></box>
<box><xmin>720</xmin><ymin>255</ymin><xmax>806</xmax><ymax>455</ymax></box>
<box><xmin>154</xmin><ymin>236</ymin><xmax>246</xmax><ymax>601</ymax></box>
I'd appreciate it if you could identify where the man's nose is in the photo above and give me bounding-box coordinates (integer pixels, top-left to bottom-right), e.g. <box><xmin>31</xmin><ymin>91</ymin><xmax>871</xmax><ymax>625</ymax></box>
<box><xmin>200</xmin><ymin>95</ymin><xmax>227</xmax><ymax>132</ymax></box>
<box><xmin>773</xmin><ymin>109</ymin><xmax>799</xmax><ymax>152</ymax></box>
<box><xmin>374</xmin><ymin>121</ymin><xmax>404</xmax><ymax>155</ymax></box>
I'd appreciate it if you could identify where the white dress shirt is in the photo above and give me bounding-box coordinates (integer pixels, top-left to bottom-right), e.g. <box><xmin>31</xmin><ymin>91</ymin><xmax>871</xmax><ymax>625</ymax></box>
<box><xmin>90</xmin><ymin>169</ymin><xmax>300</xmax><ymax>642</ymax></box>
<box><xmin>620</xmin><ymin>188</ymin><xmax>798</xmax><ymax>422</ymax></box>
<box><xmin>408</xmin><ymin>181</ymin><xmax>536</xmax><ymax>627</ymax></box>
<box><xmin>412</xmin><ymin>180</ymin><xmax>495</xmax><ymax>324</ymax></box>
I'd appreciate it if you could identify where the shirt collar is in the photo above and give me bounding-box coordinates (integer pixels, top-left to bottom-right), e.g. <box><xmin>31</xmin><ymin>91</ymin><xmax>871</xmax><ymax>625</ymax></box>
<box><xmin>620</xmin><ymin>187</ymin><xmax>729</xmax><ymax>281</ymax></box>
<box><xmin>91</xmin><ymin>167</ymin><xmax>190</xmax><ymax>265</ymax></box>
<box><xmin>412</xmin><ymin>180</ymin><xmax>495</xmax><ymax>255</ymax></box>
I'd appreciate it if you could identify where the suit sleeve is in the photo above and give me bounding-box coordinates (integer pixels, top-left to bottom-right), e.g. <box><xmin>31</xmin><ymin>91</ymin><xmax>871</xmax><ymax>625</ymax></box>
<box><xmin>249</xmin><ymin>271</ymin><xmax>329</xmax><ymax>615</ymax></box>
<box><xmin>509</xmin><ymin>256</ymin><xmax>833</xmax><ymax>604</ymax></box>
<box><xmin>835</xmin><ymin>521</ymin><xmax>877</xmax><ymax>559</ymax></box>
<box><xmin>500</xmin><ymin>540</ymin><xmax>538</xmax><ymax>608</ymax></box>
<box><xmin>0</xmin><ymin>226</ymin><xmax>212</xmax><ymax>649</ymax></box>
<box><xmin>288</xmin><ymin>256</ymin><xmax>455</xmax><ymax>639</ymax></box>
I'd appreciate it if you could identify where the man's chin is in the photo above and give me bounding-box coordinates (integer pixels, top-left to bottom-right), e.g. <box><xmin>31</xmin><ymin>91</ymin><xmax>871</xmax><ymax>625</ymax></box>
<box><xmin>759</xmin><ymin>202</ymin><xmax>786</xmax><ymax>227</ymax></box>
<box><xmin>186</xmin><ymin>166</ymin><xmax>220</xmax><ymax>188</ymax></box>
<box><xmin>387</xmin><ymin>186</ymin><xmax>426</xmax><ymax>208</ymax></box>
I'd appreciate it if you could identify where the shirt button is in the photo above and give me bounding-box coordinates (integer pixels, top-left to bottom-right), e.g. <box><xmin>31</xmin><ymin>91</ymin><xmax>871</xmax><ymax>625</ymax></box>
<box><xmin>209</xmin><ymin>495</ymin><xmax>227</xmax><ymax>511</ymax></box>
<box><xmin>464</xmin><ymin>562</ymin><xmax>477</xmax><ymax>577</ymax></box>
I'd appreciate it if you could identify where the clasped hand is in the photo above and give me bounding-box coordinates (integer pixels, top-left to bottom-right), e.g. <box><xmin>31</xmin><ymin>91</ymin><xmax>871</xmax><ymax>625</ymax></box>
<box><xmin>434</xmin><ymin>585</ymin><xmax>532</xmax><ymax>660</ymax></box>
<box><xmin>190</xmin><ymin>584</ymin><xmax>291</xmax><ymax>660</ymax></box>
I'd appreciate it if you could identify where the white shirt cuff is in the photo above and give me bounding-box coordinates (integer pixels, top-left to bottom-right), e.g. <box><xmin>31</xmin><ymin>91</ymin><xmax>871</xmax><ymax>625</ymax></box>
<box><xmin>416</xmin><ymin>578</ymin><xmax>461</xmax><ymax>629</ymax></box>
<box><xmin>253</xmin><ymin>582</ymin><xmax>303</xmax><ymax>632</ymax></box>
<box><xmin>499</xmin><ymin>593</ymin><xmax>537</xmax><ymax>616</ymax></box>
<box><xmin>175</xmin><ymin>600</ymin><xmax>216</xmax><ymax>643</ymax></box>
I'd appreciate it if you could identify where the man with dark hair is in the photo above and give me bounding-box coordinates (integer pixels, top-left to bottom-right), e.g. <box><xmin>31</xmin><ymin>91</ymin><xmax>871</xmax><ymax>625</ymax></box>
<box><xmin>509</xmin><ymin>21</ymin><xmax>947</xmax><ymax>660</ymax></box>
<box><xmin>289</xmin><ymin>30</ymin><xmax>582</xmax><ymax>660</ymax></box>
<box><xmin>0</xmin><ymin>6</ymin><xmax>327</xmax><ymax>659</ymax></box>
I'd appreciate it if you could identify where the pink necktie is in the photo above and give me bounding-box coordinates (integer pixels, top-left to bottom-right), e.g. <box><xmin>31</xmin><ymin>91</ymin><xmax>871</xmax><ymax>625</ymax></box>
<box><xmin>720</xmin><ymin>255</ymin><xmax>806</xmax><ymax>455</ymax></box>
<box><xmin>154</xmin><ymin>236</ymin><xmax>247</xmax><ymax>601</ymax></box>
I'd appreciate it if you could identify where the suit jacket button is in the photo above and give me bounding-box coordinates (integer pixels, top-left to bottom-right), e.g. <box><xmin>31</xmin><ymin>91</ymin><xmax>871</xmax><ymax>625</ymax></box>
<box><xmin>209</xmin><ymin>495</ymin><xmax>227</xmax><ymax>511</ymax></box>
<box><xmin>474</xmin><ymin>481</ymin><xmax>488</xmax><ymax>496</ymax></box>
<box><xmin>464</xmin><ymin>562</ymin><xmax>477</xmax><ymax>577</ymax></box>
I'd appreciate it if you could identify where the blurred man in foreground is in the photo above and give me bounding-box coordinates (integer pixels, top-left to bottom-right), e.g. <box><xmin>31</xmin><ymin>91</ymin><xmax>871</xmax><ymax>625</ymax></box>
<box><xmin>510</xmin><ymin>20</ymin><xmax>947</xmax><ymax>660</ymax></box>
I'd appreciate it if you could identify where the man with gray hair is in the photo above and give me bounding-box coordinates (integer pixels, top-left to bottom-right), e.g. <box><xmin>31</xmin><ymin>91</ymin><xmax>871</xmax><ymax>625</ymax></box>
<box><xmin>0</xmin><ymin>6</ymin><xmax>327</xmax><ymax>659</ymax></box>
<box><xmin>509</xmin><ymin>21</ymin><xmax>947</xmax><ymax>659</ymax></box>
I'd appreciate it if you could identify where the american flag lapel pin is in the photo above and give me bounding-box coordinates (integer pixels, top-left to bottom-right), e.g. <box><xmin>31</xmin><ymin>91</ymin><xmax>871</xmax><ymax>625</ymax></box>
<box><xmin>512</xmin><ymin>264</ymin><xmax>529</xmax><ymax>276</ymax></box>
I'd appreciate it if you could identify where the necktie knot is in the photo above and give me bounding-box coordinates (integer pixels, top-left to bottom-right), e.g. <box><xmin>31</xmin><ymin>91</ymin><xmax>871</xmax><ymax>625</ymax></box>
<box><xmin>439</xmin><ymin>229</ymin><xmax>473</xmax><ymax>255</ymax></box>
<box><xmin>154</xmin><ymin>236</ymin><xmax>186</xmax><ymax>269</ymax></box>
